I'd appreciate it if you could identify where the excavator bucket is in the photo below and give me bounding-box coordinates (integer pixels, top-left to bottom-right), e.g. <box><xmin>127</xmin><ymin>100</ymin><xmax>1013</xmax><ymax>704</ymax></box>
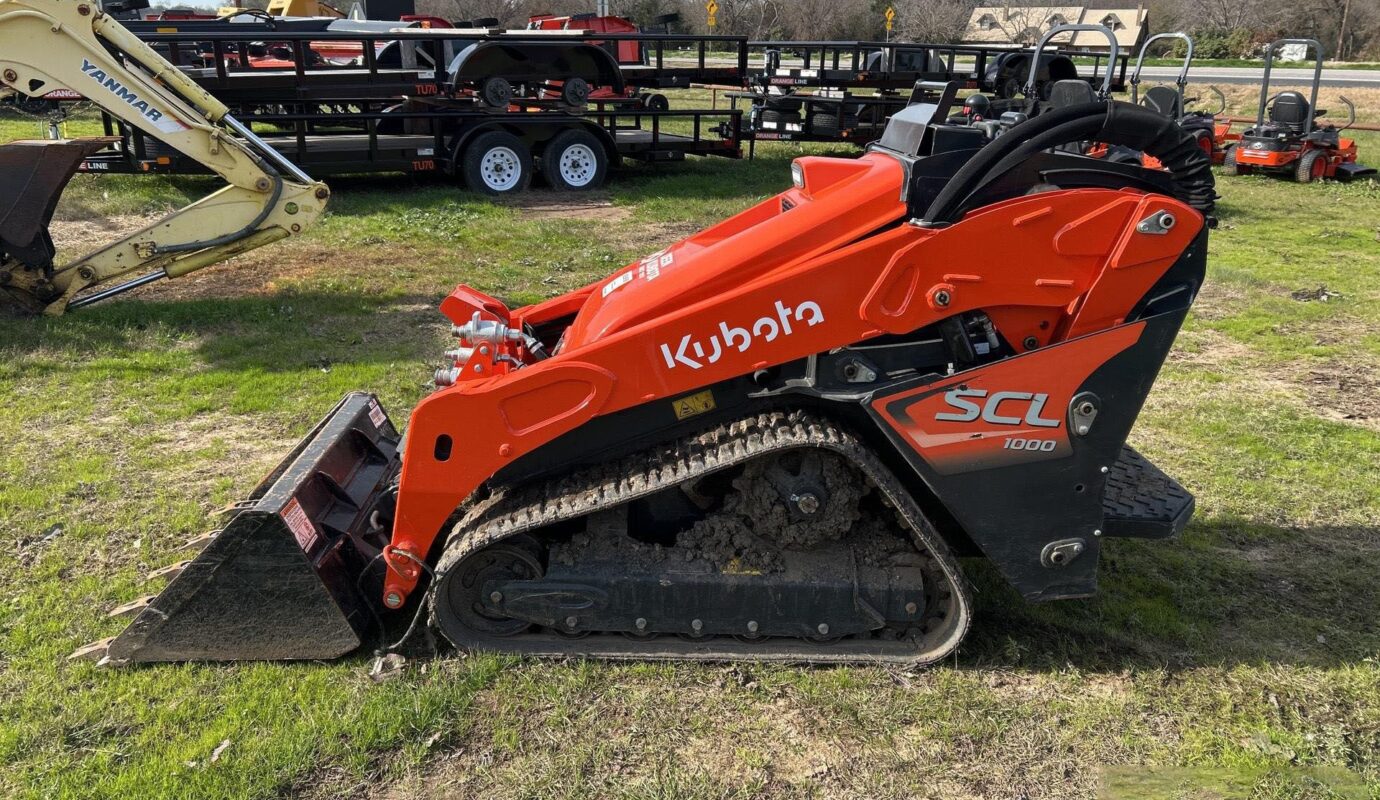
<box><xmin>0</xmin><ymin>139</ymin><xmax>110</xmax><ymax>265</ymax></box>
<box><xmin>75</xmin><ymin>393</ymin><xmax>402</xmax><ymax>664</ymax></box>
<box><xmin>0</xmin><ymin>138</ymin><xmax>113</xmax><ymax>313</ymax></box>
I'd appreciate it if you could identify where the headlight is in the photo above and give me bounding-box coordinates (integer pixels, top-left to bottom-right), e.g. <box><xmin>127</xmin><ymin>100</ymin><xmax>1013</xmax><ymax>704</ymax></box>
<box><xmin>790</xmin><ymin>161</ymin><xmax>804</xmax><ymax>189</ymax></box>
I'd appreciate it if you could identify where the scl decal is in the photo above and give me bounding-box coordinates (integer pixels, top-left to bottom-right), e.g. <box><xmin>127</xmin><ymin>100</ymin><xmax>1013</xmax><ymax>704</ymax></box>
<box><xmin>660</xmin><ymin>299</ymin><xmax>824</xmax><ymax>370</ymax></box>
<box><xmin>935</xmin><ymin>388</ymin><xmax>1061</xmax><ymax>427</ymax></box>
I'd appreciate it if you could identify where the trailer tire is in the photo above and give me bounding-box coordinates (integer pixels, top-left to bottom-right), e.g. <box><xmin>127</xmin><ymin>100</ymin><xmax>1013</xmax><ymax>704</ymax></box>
<box><xmin>1295</xmin><ymin>149</ymin><xmax>1326</xmax><ymax>183</ymax></box>
<box><xmin>761</xmin><ymin>109</ymin><xmax>801</xmax><ymax>127</ymax></box>
<box><xmin>561</xmin><ymin>77</ymin><xmax>590</xmax><ymax>107</ymax></box>
<box><xmin>480</xmin><ymin>76</ymin><xmax>513</xmax><ymax>108</ymax></box>
<box><xmin>642</xmin><ymin>92</ymin><xmax>670</xmax><ymax>112</ymax></box>
<box><xmin>462</xmin><ymin>131</ymin><xmax>533</xmax><ymax>195</ymax></box>
<box><xmin>811</xmin><ymin>112</ymin><xmax>858</xmax><ymax>134</ymax></box>
<box><xmin>541</xmin><ymin>129</ymin><xmax>607</xmax><ymax>191</ymax></box>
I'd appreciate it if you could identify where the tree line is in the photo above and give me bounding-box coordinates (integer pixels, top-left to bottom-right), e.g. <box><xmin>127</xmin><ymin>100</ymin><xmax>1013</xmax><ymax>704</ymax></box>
<box><xmin>416</xmin><ymin>0</ymin><xmax>1378</xmax><ymax>60</ymax></box>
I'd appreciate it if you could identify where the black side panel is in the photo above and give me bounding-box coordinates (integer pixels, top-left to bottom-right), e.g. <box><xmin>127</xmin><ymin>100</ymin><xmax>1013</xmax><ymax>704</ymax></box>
<box><xmin>867</xmin><ymin>308</ymin><xmax>1190</xmax><ymax>601</ymax></box>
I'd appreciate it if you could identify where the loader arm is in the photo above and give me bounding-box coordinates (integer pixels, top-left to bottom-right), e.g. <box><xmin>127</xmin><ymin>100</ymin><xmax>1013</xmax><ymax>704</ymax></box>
<box><xmin>0</xmin><ymin>0</ymin><xmax>328</xmax><ymax>315</ymax></box>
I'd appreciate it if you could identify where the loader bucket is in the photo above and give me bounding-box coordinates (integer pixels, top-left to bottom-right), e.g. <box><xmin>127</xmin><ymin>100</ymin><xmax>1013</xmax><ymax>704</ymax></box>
<box><xmin>0</xmin><ymin>139</ymin><xmax>113</xmax><ymax>268</ymax></box>
<box><xmin>89</xmin><ymin>393</ymin><xmax>402</xmax><ymax>664</ymax></box>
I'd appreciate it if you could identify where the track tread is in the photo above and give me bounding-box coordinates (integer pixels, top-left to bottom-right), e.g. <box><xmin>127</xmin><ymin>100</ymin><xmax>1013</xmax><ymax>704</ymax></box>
<box><xmin>430</xmin><ymin>410</ymin><xmax>972</xmax><ymax>666</ymax></box>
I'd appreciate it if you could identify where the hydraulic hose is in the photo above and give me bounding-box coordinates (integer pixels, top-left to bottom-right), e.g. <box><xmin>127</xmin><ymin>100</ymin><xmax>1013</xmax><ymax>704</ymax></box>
<box><xmin>152</xmin><ymin>172</ymin><xmax>283</xmax><ymax>256</ymax></box>
<box><xmin>922</xmin><ymin>101</ymin><xmax>1215</xmax><ymax>227</ymax></box>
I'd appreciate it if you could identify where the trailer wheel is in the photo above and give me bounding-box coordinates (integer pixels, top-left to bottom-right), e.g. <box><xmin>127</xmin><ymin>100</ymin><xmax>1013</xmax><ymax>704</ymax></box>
<box><xmin>463</xmin><ymin>131</ymin><xmax>533</xmax><ymax>195</ymax></box>
<box><xmin>480</xmin><ymin>76</ymin><xmax>513</xmax><ymax>108</ymax></box>
<box><xmin>811</xmin><ymin>112</ymin><xmax>858</xmax><ymax>134</ymax></box>
<box><xmin>542</xmin><ymin>129</ymin><xmax>607</xmax><ymax>191</ymax></box>
<box><xmin>761</xmin><ymin>109</ymin><xmax>801</xmax><ymax>127</ymax></box>
<box><xmin>560</xmin><ymin>77</ymin><xmax>590</xmax><ymax>107</ymax></box>
<box><xmin>1295</xmin><ymin>149</ymin><xmax>1326</xmax><ymax>183</ymax></box>
<box><xmin>642</xmin><ymin>93</ymin><xmax>670</xmax><ymax>112</ymax></box>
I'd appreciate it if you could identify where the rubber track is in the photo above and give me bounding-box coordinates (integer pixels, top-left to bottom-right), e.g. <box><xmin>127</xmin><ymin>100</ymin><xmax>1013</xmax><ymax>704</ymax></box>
<box><xmin>430</xmin><ymin>410</ymin><xmax>973</xmax><ymax>666</ymax></box>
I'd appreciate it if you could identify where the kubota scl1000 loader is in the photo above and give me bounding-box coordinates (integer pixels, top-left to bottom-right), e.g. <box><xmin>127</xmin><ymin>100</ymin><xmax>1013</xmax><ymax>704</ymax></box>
<box><xmin>79</xmin><ymin>84</ymin><xmax>1216</xmax><ymax>667</ymax></box>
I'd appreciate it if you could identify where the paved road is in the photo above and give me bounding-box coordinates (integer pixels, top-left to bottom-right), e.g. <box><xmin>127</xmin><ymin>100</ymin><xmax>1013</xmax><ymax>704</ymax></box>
<box><xmin>1130</xmin><ymin>65</ymin><xmax>1379</xmax><ymax>88</ymax></box>
<box><xmin>677</xmin><ymin>54</ymin><xmax>1380</xmax><ymax>88</ymax></box>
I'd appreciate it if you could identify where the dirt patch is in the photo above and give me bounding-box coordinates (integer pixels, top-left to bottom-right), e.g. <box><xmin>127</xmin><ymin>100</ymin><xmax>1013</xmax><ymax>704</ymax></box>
<box><xmin>127</xmin><ymin>241</ymin><xmax>353</xmax><ymax>304</ymax></box>
<box><xmin>1165</xmin><ymin>324</ymin><xmax>1380</xmax><ymax>432</ymax></box>
<box><xmin>507</xmin><ymin>191</ymin><xmax>633</xmax><ymax>223</ymax></box>
<box><xmin>45</xmin><ymin>212</ymin><xmax>355</xmax><ymax>304</ymax></box>
<box><xmin>1165</xmin><ymin>326</ymin><xmax>1254</xmax><ymax>369</ymax></box>
<box><xmin>50</xmin><ymin>214</ymin><xmax>159</xmax><ymax>258</ymax></box>
<box><xmin>1303</xmin><ymin>358</ymin><xmax>1380</xmax><ymax>428</ymax></box>
<box><xmin>601</xmin><ymin>219</ymin><xmax>703</xmax><ymax>262</ymax></box>
<box><xmin>1183</xmin><ymin>279</ymin><xmax>1251</xmax><ymax>323</ymax></box>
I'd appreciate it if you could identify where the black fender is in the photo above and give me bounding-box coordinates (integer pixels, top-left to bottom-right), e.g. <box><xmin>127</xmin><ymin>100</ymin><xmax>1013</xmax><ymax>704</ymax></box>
<box><xmin>446</xmin><ymin>41</ymin><xmax>625</xmax><ymax>92</ymax></box>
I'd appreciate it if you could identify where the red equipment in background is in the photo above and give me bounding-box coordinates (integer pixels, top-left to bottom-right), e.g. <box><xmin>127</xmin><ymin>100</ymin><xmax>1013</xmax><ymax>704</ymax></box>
<box><xmin>1225</xmin><ymin>38</ymin><xmax>1374</xmax><ymax>182</ymax></box>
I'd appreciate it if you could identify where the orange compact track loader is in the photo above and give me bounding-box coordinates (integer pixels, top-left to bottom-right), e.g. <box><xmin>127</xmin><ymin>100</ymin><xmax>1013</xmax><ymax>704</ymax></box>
<box><xmin>79</xmin><ymin>85</ymin><xmax>1216</xmax><ymax>667</ymax></box>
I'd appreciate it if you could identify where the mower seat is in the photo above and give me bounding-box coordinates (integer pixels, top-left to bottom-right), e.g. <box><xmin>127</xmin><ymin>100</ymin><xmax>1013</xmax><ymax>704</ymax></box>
<box><xmin>1142</xmin><ymin>85</ymin><xmax>1182</xmax><ymax>118</ymax></box>
<box><xmin>1269</xmin><ymin>91</ymin><xmax>1312</xmax><ymax>132</ymax></box>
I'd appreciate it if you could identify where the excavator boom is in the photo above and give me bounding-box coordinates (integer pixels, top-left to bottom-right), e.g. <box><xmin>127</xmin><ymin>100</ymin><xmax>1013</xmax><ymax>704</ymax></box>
<box><xmin>0</xmin><ymin>0</ymin><xmax>328</xmax><ymax>314</ymax></box>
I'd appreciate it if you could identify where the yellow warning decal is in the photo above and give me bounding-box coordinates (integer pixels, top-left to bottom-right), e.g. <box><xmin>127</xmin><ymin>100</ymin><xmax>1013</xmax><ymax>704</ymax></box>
<box><xmin>671</xmin><ymin>390</ymin><xmax>715</xmax><ymax>420</ymax></box>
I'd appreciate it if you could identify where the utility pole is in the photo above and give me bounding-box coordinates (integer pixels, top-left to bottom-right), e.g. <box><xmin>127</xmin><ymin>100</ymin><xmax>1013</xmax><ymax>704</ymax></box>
<box><xmin>596</xmin><ymin>0</ymin><xmax>609</xmax><ymax>17</ymax></box>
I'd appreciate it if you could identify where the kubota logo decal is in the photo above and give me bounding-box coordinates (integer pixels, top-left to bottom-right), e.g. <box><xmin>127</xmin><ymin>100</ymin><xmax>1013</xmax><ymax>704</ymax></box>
<box><xmin>660</xmin><ymin>299</ymin><xmax>824</xmax><ymax>370</ymax></box>
<box><xmin>935</xmin><ymin>389</ymin><xmax>1061</xmax><ymax>427</ymax></box>
<box><xmin>79</xmin><ymin>59</ymin><xmax>187</xmax><ymax>134</ymax></box>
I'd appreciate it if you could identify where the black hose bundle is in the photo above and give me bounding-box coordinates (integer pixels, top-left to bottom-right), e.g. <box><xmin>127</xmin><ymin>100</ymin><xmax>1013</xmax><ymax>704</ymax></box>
<box><xmin>923</xmin><ymin>101</ymin><xmax>1216</xmax><ymax>226</ymax></box>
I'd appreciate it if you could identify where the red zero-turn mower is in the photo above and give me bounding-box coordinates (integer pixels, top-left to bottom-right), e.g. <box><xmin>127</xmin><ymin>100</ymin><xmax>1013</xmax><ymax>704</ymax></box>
<box><xmin>1226</xmin><ymin>38</ymin><xmax>1375</xmax><ymax>182</ymax></box>
<box><xmin>1130</xmin><ymin>33</ymin><xmax>1226</xmax><ymax>164</ymax></box>
<box><xmin>76</xmin><ymin>87</ymin><xmax>1216</xmax><ymax>667</ymax></box>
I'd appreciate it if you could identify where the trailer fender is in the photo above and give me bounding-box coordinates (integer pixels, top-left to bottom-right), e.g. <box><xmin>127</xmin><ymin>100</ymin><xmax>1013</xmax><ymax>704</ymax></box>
<box><xmin>446</xmin><ymin>41</ymin><xmax>625</xmax><ymax>93</ymax></box>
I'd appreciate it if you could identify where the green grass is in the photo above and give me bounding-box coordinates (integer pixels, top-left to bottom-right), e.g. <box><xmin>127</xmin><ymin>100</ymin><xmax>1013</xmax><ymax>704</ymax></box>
<box><xmin>2</xmin><ymin>102</ymin><xmax>1379</xmax><ymax>799</ymax></box>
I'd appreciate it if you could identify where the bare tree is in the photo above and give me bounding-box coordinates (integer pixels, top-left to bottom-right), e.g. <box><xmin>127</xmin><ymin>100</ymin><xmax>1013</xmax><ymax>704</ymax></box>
<box><xmin>891</xmin><ymin>0</ymin><xmax>975</xmax><ymax>43</ymax></box>
<box><xmin>1172</xmin><ymin>0</ymin><xmax>1289</xmax><ymax>33</ymax></box>
<box><xmin>417</xmin><ymin>0</ymin><xmax>1379</xmax><ymax>60</ymax></box>
<box><xmin>772</xmin><ymin>0</ymin><xmax>877</xmax><ymax>39</ymax></box>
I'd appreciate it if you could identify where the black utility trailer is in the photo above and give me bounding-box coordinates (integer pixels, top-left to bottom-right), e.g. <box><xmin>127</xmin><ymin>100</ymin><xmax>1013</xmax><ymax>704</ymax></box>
<box><xmin>732</xmin><ymin>39</ymin><xmax>1128</xmax><ymax>148</ymax></box>
<box><xmin>62</xmin><ymin>25</ymin><xmax>747</xmax><ymax>193</ymax></box>
<box><xmin>83</xmin><ymin>101</ymin><xmax>740</xmax><ymax>188</ymax></box>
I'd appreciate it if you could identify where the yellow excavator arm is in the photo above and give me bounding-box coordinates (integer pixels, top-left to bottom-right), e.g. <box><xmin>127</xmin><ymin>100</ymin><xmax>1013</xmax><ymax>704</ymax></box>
<box><xmin>0</xmin><ymin>0</ymin><xmax>329</xmax><ymax>315</ymax></box>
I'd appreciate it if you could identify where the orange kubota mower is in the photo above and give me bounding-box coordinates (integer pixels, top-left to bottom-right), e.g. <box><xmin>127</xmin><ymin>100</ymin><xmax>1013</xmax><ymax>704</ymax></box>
<box><xmin>78</xmin><ymin>85</ymin><xmax>1216</xmax><ymax>666</ymax></box>
<box><xmin>1225</xmin><ymin>38</ymin><xmax>1375</xmax><ymax>182</ymax></box>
